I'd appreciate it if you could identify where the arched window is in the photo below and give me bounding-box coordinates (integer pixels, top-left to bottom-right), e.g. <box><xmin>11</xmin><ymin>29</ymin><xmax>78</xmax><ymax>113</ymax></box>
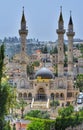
<box><xmin>28</xmin><ymin>93</ymin><xmax>32</xmax><ymax>100</ymax></box>
<box><xmin>58</xmin><ymin>80</ymin><xmax>63</xmax><ymax>88</ymax></box>
<box><xmin>20</xmin><ymin>79</ymin><xmax>25</xmax><ymax>88</ymax></box>
<box><xmin>23</xmin><ymin>93</ymin><xmax>27</xmax><ymax>99</ymax></box>
<box><xmin>60</xmin><ymin>93</ymin><xmax>64</xmax><ymax>99</ymax></box>
<box><xmin>56</xmin><ymin>93</ymin><xmax>59</xmax><ymax>99</ymax></box>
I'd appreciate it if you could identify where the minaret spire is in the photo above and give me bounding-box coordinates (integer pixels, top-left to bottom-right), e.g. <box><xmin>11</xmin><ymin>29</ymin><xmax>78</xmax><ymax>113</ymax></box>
<box><xmin>59</xmin><ymin>6</ymin><xmax>63</xmax><ymax>23</ymax></box>
<box><xmin>56</xmin><ymin>7</ymin><xmax>65</xmax><ymax>76</ymax></box>
<box><xmin>69</xmin><ymin>10</ymin><xmax>73</xmax><ymax>25</ymax></box>
<box><xmin>21</xmin><ymin>6</ymin><xmax>26</xmax><ymax>23</ymax></box>
<box><xmin>67</xmin><ymin>11</ymin><xmax>75</xmax><ymax>76</ymax></box>
<box><xmin>60</xmin><ymin>6</ymin><xmax>62</xmax><ymax>12</ymax></box>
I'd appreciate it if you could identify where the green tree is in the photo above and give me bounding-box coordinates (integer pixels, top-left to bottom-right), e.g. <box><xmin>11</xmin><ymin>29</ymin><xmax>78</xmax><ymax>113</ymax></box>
<box><xmin>3</xmin><ymin>121</ymin><xmax>11</xmax><ymax>130</ymax></box>
<box><xmin>53</xmin><ymin>46</ymin><xmax>58</xmax><ymax>54</ymax></box>
<box><xmin>7</xmin><ymin>86</ymin><xmax>17</xmax><ymax>115</ymax></box>
<box><xmin>50</xmin><ymin>100</ymin><xmax>59</xmax><ymax>109</ymax></box>
<box><xmin>17</xmin><ymin>98</ymin><xmax>27</xmax><ymax>118</ymax></box>
<box><xmin>26</xmin><ymin>110</ymin><xmax>50</xmax><ymax>119</ymax></box>
<box><xmin>64</xmin><ymin>43</ymin><xmax>67</xmax><ymax>54</ymax></box>
<box><xmin>50</xmin><ymin>46</ymin><xmax>58</xmax><ymax>54</ymax></box>
<box><xmin>33</xmin><ymin>61</ymin><xmax>40</xmax><ymax>67</ymax></box>
<box><xmin>73</xmin><ymin>56</ymin><xmax>78</xmax><ymax>63</ymax></box>
<box><xmin>58</xmin><ymin>105</ymin><xmax>74</xmax><ymax>118</ymax></box>
<box><xmin>27</xmin><ymin>64</ymin><xmax>34</xmax><ymax>76</ymax></box>
<box><xmin>79</xmin><ymin>44</ymin><xmax>83</xmax><ymax>57</ymax></box>
<box><xmin>54</xmin><ymin>64</ymin><xmax>58</xmax><ymax>76</ymax></box>
<box><xmin>0</xmin><ymin>44</ymin><xmax>4</xmax><ymax>84</ymax></box>
<box><xmin>64</xmin><ymin>55</ymin><xmax>68</xmax><ymax>67</ymax></box>
<box><xmin>75</xmin><ymin>74</ymin><xmax>83</xmax><ymax>91</ymax></box>
<box><xmin>41</xmin><ymin>45</ymin><xmax>48</xmax><ymax>54</ymax></box>
<box><xmin>27</xmin><ymin>121</ymin><xmax>45</xmax><ymax>130</ymax></box>
<box><xmin>0</xmin><ymin>44</ymin><xmax>10</xmax><ymax>130</ymax></box>
<box><xmin>76</xmin><ymin>44</ymin><xmax>80</xmax><ymax>50</ymax></box>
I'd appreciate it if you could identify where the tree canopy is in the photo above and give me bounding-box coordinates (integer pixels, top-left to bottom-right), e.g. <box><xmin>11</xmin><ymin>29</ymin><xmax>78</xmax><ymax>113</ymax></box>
<box><xmin>0</xmin><ymin>44</ymin><xmax>12</xmax><ymax>129</ymax></box>
<box><xmin>27</xmin><ymin>121</ymin><xmax>45</xmax><ymax>130</ymax></box>
<box><xmin>75</xmin><ymin>74</ymin><xmax>83</xmax><ymax>91</ymax></box>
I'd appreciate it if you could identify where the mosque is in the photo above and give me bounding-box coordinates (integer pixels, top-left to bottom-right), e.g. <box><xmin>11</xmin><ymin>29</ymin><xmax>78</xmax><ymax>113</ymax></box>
<box><xmin>7</xmin><ymin>7</ymin><xmax>79</xmax><ymax>109</ymax></box>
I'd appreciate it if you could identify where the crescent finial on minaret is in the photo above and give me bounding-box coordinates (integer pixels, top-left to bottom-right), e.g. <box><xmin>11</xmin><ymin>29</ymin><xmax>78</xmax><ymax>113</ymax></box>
<box><xmin>60</xmin><ymin>6</ymin><xmax>62</xmax><ymax>12</ymax></box>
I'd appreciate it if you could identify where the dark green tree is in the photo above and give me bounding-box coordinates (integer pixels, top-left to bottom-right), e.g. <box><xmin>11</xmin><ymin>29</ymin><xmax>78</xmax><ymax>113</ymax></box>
<box><xmin>75</xmin><ymin>74</ymin><xmax>83</xmax><ymax>91</ymax></box>
<box><xmin>33</xmin><ymin>61</ymin><xmax>40</xmax><ymax>67</ymax></box>
<box><xmin>80</xmin><ymin>44</ymin><xmax>83</xmax><ymax>57</ymax></box>
<box><xmin>26</xmin><ymin>110</ymin><xmax>50</xmax><ymax>119</ymax></box>
<box><xmin>17</xmin><ymin>98</ymin><xmax>27</xmax><ymax>118</ymax></box>
<box><xmin>64</xmin><ymin>43</ymin><xmax>67</xmax><ymax>54</ymax></box>
<box><xmin>50</xmin><ymin>100</ymin><xmax>59</xmax><ymax>109</ymax></box>
<box><xmin>50</xmin><ymin>46</ymin><xmax>58</xmax><ymax>54</ymax></box>
<box><xmin>0</xmin><ymin>44</ymin><xmax>4</xmax><ymax>84</ymax></box>
<box><xmin>64</xmin><ymin>55</ymin><xmax>68</xmax><ymax>67</ymax></box>
<box><xmin>7</xmin><ymin>86</ymin><xmax>17</xmax><ymax>115</ymax></box>
<box><xmin>76</xmin><ymin>44</ymin><xmax>80</xmax><ymax>50</ymax></box>
<box><xmin>0</xmin><ymin>44</ymin><xmax>10</xmax><ymax>129</ymax></box>
<box><xmin>58</xmin><ymin>105</ymin><xmax>74</xmax><ymax>118</ymax></box>
<box><xmin>64</xmin><ymin>43</ymin><xmax>68</xmax><ymax>67</ymax></box>
<box><xmin>27</xmin><ymin>64</ymin><xmax>34</xmax><ymax>76</ymax></box>
<box><xmin>41</xmin><ymin>45</ymin><xmax>48</xmax><ymax>54</ymax></box>
<box><xmin>3</xmin><ymin>121</ymin><xmax>11</xmax><ymax>130</ymax></box>
<box><xmin>54</xmin><ymin>64</ymin><xmax>58</xmax><ymax>76</ymax></box>
<box><xmin>27</xmin><ymin>121</ymin><xmax>45</xmax><ymax>130</ymax></box>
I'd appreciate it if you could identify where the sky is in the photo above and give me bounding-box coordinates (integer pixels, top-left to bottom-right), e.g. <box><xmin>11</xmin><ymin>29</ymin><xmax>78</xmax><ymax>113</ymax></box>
<box><xmin>0</xmin><ymin>0</ymin><xmax>83</xmax><ymax>41</ymax></box>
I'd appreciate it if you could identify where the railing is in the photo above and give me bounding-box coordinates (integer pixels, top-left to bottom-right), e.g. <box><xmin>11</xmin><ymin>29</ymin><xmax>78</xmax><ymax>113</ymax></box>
<box><xmin>34</xmin><ymin>94</ymin><xmax>47</xmax><ymax>101</ymax></box>
<box><xmin>31</xmin><ymin>98</ymin><xmax>34</xmax><ymax>108</ymax></box>
<box><xmin>46</xmin><ymin>98</ymin><xmax>50</xmax><ymax>108</ymax></box>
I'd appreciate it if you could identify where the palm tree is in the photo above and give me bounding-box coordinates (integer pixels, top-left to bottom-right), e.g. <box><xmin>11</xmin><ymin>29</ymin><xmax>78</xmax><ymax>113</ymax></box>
<box><xmin>7</xmin><ymin>86</ymin><xmax>17</xmax><ymax>115</ymax></box>
<box><xmin>17</xmin><ymin>98</ymin><xmax>27</xmax><ymax>118</ymax></box>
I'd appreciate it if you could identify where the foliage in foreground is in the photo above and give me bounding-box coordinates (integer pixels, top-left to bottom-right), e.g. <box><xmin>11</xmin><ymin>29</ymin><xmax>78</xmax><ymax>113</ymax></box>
<box><xmin>0</xmin><ymin>44</ymin><xmax>14</xmax><ymax>130</ymax></box>
<box><xmin>0</xmin><ymin>44</ymin><xmax>9</xmax><ymax>129</ymax></box>
<box><xmin>27</xmin><ymin>121</ymin><xmax>45</xmax><ymax>130</ymax></box>
<box><xmin>26</xmin><ymin>106</ymin><xmax>83</xmax><ymax>130</ymax></box>
<box><xmin>27</xmin><ymin>118</ymin><xmax>55</xmax><ymax>130</ymax></box>
<box><xmin>25</xmin><ymin>110</ymin><xmax>50</xmax><ymax>119</ymax></box>
<box><xmin>75</xmin><ymin>74</ymin><xmax>83</xmax><ymax>91</ymax></box>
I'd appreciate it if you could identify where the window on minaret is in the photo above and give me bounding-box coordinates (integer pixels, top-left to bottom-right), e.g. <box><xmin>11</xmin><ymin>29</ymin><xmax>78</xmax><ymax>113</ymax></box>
<box><xmin>22</xmin><ymin>24</ymin><xmax>26</xmax><ymax>30</ymax></box>
<box><xmin>60</xmin><ymin>47</ymin><xmax>61</xmax><ymax>51</ymax></box>
<box><xmin>69</xmin><ymin>49</ymin><xmax>71</xmax><ymax>52</ymax></box>
<box><xmin>22</xmin><ymin>47</ymin><xmax>24</xmax><ymax>51</ymax></box>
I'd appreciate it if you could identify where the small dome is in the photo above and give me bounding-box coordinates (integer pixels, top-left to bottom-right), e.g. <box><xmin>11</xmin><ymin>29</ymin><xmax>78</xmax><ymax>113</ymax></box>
<box><xmin>35</xmin><ymin>67</ymin><xmax>54</xmax><ymax>79</ymax></box>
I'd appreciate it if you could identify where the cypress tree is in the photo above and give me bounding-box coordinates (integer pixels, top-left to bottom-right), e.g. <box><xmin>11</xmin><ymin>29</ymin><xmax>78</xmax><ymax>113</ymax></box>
<box><xmin>0</xmin><ymin>44</ymin><xmax>9</xmax><ymax>129</ymax></box>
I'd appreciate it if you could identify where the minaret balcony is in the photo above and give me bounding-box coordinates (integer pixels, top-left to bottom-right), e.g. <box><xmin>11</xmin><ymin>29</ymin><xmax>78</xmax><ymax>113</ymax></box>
<box><xmin>56</xmin><ymin>29</ymin><xmax>65</xmax><ymax>34</ymax></box>
<box><xmin>67</xmin><ymin>31</ymin><xmax>75</xmax><ymax>36</ymax></box>
<box><xmin>19</xmin><ymin>30</ymin><xmax>28</xmax><ymax>35</ymax></box>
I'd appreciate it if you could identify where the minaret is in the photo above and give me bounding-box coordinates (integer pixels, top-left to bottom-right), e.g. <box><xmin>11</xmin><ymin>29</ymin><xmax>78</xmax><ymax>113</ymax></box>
<box><xmin>56</xmin><ymin>7</ymin><xmax>65</xmax><ymax>76</ymax></box>
<box><xmin>67</xmin><ymin>11</ymin><xmax>75</xmax><ymax>76</ymax></box>
<box><xmin>19</xmin><ymin>7</ymin><xmax>28</xmax><ymax>63</ymax></box>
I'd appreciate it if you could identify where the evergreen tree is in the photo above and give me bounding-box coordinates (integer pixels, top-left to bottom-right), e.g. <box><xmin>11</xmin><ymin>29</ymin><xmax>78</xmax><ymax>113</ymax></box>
<box><xmin>0</xmin><ymin>44</ymin><xmax>10</xmax><ymax>130</ymax></box>
<box><xmin>0</xmin><ymin>44</ymin><xmax>4</xmax><ymax>84</ymax></box>
<box><xmin>80</xmin><ymin>44</ymin><xmax>83</xmax><ymax>57</ymax></box>
<box><xmin>75</xmin><ymin>74</ymin><xmax>83</xmax><ymax>91</ymax></box>
<box><xmin>41</xmin><ymin>45</ymin><xmax>48</xmax><ymax>54</ymax></box>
